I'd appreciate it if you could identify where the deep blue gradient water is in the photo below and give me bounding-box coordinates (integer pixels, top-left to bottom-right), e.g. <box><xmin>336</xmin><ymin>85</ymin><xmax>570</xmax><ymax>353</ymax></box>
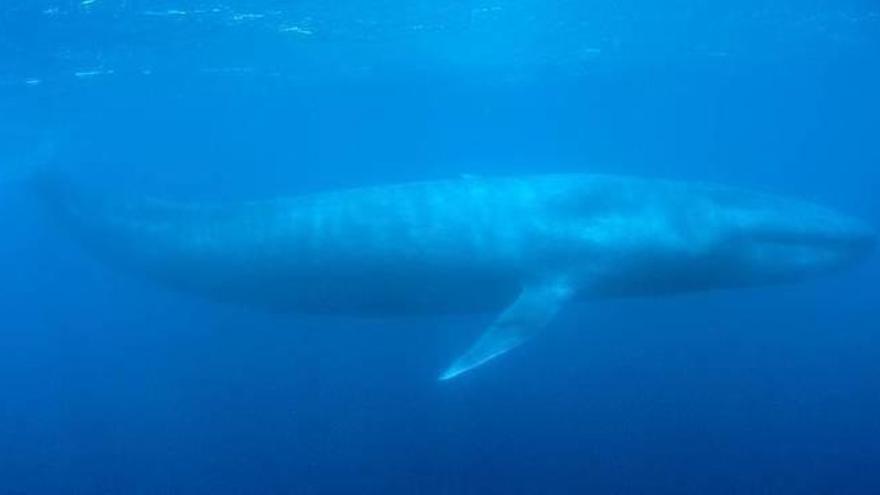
<box><xmin>1</xmin><ymin>1</ymin><xmax>879</xmax><ymax>493</ymax></box>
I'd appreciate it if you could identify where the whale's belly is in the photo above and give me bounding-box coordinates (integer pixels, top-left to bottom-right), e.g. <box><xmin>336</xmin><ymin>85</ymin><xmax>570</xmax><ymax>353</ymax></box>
<box><xmin>262</xmin><ymin>263</ymin><xmax>521</xmax><ymax>315</ymax></box>
<box><xmin>156</xmin><ymin>243</ymin><xmax>524</xmax><ymax>315</ymax></box>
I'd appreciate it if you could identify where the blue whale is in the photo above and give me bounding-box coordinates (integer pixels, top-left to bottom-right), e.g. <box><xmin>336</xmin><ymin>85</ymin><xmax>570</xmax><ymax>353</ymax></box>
<box><xmin>37</xmin><ymin>174</ymin><xmax>875</xmax><ymax>380</ymax></box>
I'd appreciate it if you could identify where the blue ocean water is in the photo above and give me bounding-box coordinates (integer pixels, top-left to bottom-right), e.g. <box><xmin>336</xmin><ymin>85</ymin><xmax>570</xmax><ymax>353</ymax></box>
<box><xmin>1</xmin><ymin>1</ymin><xmax>879</xmax><ymax>493</ymax></box>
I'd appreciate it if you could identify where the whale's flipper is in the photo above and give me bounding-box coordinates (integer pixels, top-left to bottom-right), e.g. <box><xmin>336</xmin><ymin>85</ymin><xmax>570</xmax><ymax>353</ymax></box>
<box><xmin>439</xmin><ymin>280</ymin><xmax>574</xmax><ymax>381</ymax></box>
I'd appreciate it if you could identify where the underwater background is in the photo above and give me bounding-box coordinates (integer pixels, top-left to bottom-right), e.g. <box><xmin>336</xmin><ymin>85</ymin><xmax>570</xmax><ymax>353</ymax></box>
<box><xmin>1</xmin><ymin>0</ymin><xmax>879</xmax><ymax>493</ymax></box>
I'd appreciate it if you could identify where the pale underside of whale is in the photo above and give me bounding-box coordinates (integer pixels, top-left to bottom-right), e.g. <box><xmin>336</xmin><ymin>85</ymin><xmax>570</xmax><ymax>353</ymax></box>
<box><xmin>38</xmin><ymin>174</ymin><xmax>875</xmax><ymax>380</ymax></box>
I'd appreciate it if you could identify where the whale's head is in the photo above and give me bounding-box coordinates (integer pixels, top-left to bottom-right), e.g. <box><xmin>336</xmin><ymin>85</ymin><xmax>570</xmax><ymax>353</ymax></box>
<box><xmin>706</xmin><ymin>187</ymin><xmax>875</xmax><ymax>285</ymax></box>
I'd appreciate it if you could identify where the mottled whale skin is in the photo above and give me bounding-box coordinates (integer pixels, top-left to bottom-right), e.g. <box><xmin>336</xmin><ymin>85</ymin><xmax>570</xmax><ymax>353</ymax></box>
<box><xmin>37</xmin><ymin>174</ymin><xmax>875</xmax><ymax>379</ymax></box>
